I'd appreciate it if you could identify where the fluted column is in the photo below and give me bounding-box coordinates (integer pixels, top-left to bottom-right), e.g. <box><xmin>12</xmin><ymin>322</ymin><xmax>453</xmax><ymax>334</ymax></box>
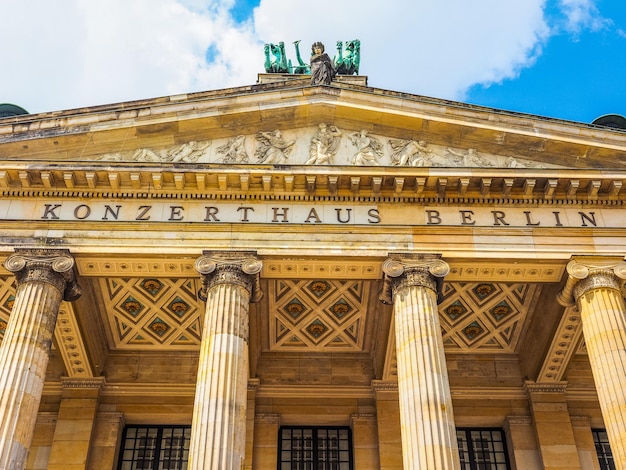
<box><xmin>189</xmin><ymin>251</ymin><xmax>262</xmax><ymax>470</ymax></box>
<box><xmin>558</xmin><ymin>257</ymin><xmax>626</xmax><ymax>470</ymax></box>
<box><xmin>380</xmin><ymin>253</ymin><xmax>460</xmax><ymax>470</ymax></box>
<box><xmin>0</xmin><ymin>249</ymin><xmax>81</xmax><ymax>470</ymax></box>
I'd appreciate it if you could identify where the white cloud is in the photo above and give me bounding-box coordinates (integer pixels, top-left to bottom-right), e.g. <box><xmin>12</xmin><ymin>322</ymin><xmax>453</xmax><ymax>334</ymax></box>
<box><xmin>0</xmin><ymin>0</ymin><xmax>607</xmax><ymax>114</ymax></box>
<box><xmin>558</xmin><ymin>0</ymin><xmax>609</xmax><ymax>33</ymax></box>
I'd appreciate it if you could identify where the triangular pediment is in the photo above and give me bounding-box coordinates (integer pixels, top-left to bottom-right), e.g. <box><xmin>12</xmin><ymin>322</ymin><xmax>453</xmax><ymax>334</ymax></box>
<box><xmin>1</xmin><ymin>79</ymin><xmax>625</xmax><ymax>172</ymax></box>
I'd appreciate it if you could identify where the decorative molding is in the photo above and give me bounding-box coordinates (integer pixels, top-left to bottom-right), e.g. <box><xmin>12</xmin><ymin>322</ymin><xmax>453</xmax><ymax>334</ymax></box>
<box><xmin>61</xmin><ymin>376</ymin><xmax>105</xmax><ymax>389</ymax></box>
<box><xmin>536</xmin><ymin>306</ymin><xmax>583</xmax><ymax>383</ymax></box>
<box><xmin>504</xmin><ymin>416</ymin><xmax>533</xmax><ymax>427</ymax></box>
<box><xmin>255</xmin><ymin>385</ymin><xmax>375</xmax><ymax>399</ymax></box>
<box><xmin>350</xmin><ymin>413</ymin><xmax>377</xmax><ymax>424</ymax></box>
<box><xmin>76</xmin><ymin>258</ymin><xmax>198</xmax><ymax>277</ymax></box>
<box><xmin>55</xmin><ymin>303</ymin><xmax>94</xmax><ymax>377</ymax></box>
<box><xmin>371</xmin><ymin>380</ymin><xmax>398</xmax><ymax>392</ymax></box>
<box><xmin>524</xmin><ymin>380</ymin><xmax>568</xmax><ymax>394</ymax></box>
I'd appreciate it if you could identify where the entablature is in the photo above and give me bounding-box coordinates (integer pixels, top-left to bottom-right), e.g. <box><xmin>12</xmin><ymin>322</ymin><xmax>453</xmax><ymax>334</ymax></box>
<box><xmin>1</xmin><ymin>164</ymin><xmax>625</xmax><ymax>203</ymax></box>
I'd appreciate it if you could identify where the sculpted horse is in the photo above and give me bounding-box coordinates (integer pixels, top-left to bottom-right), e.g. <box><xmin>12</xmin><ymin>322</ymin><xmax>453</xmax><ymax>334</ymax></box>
<box><xmin>334</xmin><ymin>39</ymin><xmax>360</xmax><ymax>75</ymax></box>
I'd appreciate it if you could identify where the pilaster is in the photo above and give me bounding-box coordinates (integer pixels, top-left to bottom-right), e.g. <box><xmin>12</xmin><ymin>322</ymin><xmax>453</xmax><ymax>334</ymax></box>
<box><xmin>0</xmin><ymin>249</ymin><xmax>80</xmax><ymax>470</ymax></box>
<box><xmin>525</xmin><ymin>382</ymin><xmax>582</xmax><ymax>469</ymax></box>
<box><xmin>47</xmin><ymin>377</ymin><xmax>105</xmax><ymax>470</ymax></box>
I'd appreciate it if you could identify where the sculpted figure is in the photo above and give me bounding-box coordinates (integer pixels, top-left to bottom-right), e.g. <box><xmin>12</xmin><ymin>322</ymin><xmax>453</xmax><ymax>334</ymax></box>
<box><xmin>447</xmin><ymin>148</ymin><xmax>495</xmax><ymax>167</ymax></box>
<box><xmin>168</xmin><ymin>141</ymin><xmax>211</xmax><ymax>163</ymax></box>
<box><xmin>292</xmin><ymin>40</ymin><xmax>310</xmax><ymax>74</ymax></box>
<box><xmin>389</xmin><ymin>139</ymin><xmax>432</xmax><ymax>166</ymax></box>
<box><xmin>218</xmin><ymin>135</ymin><xmax>249</xmax><ymax>164</ymax></box>
<box><xmin>505</xmin><ymin>156</ymin><xmax>545</xmax><ymax>169</ymax></box>
<box><xmin>334</xmin><ymin>39</ymin><xmax>360</xmax><ymax>75</ymax></box>
<box><xmin>306</xmin><ymin>123</ymin><xmax>342</xmax><ymax>165</ymax></box>
<box><xmin>310</xmin><ymin>42</ymin><xmax>336</xmax><ymax>85</ymax></box>
<box><xmin>350</xmin><ymin>130</ymin><xmax>383</xmax><ymax>165</ymax></box>
<box><xmin>255</xmin><ymin>130</ymin><xmax>295</xmax><ymax>164</ymax></box>
<box><xmin>133</xmin><ymin>147</ymin><xmax>168</xmax><ymax>162</ymax></box>
<box><xmin>264</xmin><ymin>42</ymin><xmax>289</xmax><ymax>73</ymax></box>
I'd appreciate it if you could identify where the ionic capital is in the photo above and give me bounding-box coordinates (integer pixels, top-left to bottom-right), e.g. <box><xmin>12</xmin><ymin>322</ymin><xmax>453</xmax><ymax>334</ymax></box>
<box><xmin>379</xmin><ymin>253</ymin><xmax>449</xmax><ymax>304</ymax></box>
<box><xmin>557</xmin><ymin>257</ymin><xmax>626</xmax><ymax>307</ymax></box>
<box><xmin>195</xmin><ymin>251</ymin><xmax>263</xmax><ymax>302</ymax></box>
<box><xmin>4</xmin><ymin>249</ymin><xmax>81</xmax><ymax>301</ymax></box>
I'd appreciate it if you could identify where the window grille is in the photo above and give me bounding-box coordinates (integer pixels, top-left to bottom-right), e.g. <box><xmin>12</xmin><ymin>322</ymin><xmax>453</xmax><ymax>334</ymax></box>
<box><xmin>457</xmin><ymin>428</ymin><xmax>510</xmax><ymax>470</ymax></box>
<box><xmin>593</xmin><ymin>429</ymin><xmax>615</xmax><ymax>470</ymax></box>
<box><xmin>118</xmin><ymin>425</ymin><xmax>190</xmax><ymax>470</ymax></box>
<box><xmin>278</xmin><ymin>426</ymin><xmax>353</xmax><ymax>470</ymax></box>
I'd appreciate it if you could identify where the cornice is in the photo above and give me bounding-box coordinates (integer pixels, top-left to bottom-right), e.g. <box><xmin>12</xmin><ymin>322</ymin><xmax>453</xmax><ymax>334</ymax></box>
<box><xmin>1</xmin><ymin>165</ymin><xmax>626</xmax><ymax>203</ymax></box>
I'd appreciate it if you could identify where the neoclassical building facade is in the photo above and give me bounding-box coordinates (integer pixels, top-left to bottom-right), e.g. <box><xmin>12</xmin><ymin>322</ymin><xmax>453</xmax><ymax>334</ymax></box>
<box><xmin>0</xmin><ymin>73</ymin><xmax>625</xmax><ymax>469</ymax></box>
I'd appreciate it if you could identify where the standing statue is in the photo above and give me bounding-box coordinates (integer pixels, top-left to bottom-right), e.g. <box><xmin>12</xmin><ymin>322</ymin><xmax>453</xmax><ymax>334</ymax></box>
<box><xmin>264</xmin><ymin>42</ymin><xmax>289</xmax><ymax>73</ymax></box>
<box><xmin>350</xmin><ymin>130</ymin><xmax>383</xmax><ymax>165</ymax></box>
<box><xmin>255</xmin><ymin>130</ymin><xmax>295</xmax><ymax>164</ymax></box>
<box><xmin>334</xmin><ymin>40</ymin><xmax>360</xmax><ymax>75</ymax></box>
<box><xmin>305</xmin><ymin>123</ymin><xmax>342</xmax><ymax>165</ymax></box>
<box><xmin>310</xmin><ymin>42</ymin><xmax>336</xmax><ymax>85</ymax></box>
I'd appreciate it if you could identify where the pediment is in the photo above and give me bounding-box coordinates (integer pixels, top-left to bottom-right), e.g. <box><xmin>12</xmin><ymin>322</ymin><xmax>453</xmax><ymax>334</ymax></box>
<box><xmin>1</xmin><ymin>80</ymin><xmax>625</xmax><ymax>171</ymax></box>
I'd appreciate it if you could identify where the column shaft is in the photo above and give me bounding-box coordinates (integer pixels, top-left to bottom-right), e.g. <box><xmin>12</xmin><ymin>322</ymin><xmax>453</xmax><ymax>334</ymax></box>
<box><xmin>189</xmin><ymin>252</ymin><xmax>261</xmax><ymax>470</ymax></box>
<box><xmin>0</xmin><ymin>281</ymin><xmax>62</xmax><ymax>469</ymax></box>
<box><xmin>577</xmin><ymin>285</ymin><xmax>626</xmax><ymax>469</ymax></box>
<box><xmin>189</xmin><ymin>283</ymin><xmax>249</xmax><ymax>469</ymax></box>
<box><xmin>381</xmin><ymin>255</ymin><xmax>460</xmax><ymax>470</ymax></box>
<box><xmin>394</xmin><ymin>282</ymin><xmax>459</xmax><ymax>469</ymax></box>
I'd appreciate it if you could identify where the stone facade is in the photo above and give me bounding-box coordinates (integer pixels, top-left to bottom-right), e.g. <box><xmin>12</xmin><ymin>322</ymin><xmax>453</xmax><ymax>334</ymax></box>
<box><xmin>0</xmin><ymin>74</ymin><xmax>625</xmax><ymax>469</ymax></box>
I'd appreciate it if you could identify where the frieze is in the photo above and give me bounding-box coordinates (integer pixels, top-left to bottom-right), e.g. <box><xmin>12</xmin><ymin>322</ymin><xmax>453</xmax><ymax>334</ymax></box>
<box><xmin>0</xmin><ymin>199</ymin><xmax>618</xmax><ymax>228</ymax></box>
<box><xmin>92</xmin><ymin>125</ymin><xmax>555</xmax><ymax>169</ymax></box>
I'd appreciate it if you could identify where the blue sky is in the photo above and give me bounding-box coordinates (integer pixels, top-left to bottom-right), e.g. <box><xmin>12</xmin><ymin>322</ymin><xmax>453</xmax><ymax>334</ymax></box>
<box><xmin>1</xmin><ymin>0</ymin><xmax>625</xmax><ymax>125</ymax></box>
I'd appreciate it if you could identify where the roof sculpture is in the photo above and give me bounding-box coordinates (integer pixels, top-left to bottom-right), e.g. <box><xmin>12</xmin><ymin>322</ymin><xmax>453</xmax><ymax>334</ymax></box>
<box><xmin>264</xmin><ymin>40</ymin><xmax>360</xmax><ymax>84</ymax></box>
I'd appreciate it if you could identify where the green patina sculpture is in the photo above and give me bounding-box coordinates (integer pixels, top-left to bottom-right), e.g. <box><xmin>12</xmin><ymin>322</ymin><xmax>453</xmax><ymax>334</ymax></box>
<box><xmin>263</xmin><ymin>39</ymin><xmax>361</xmax><ymax>80</ymax></box>
<box><xmin>334</xmin><ymin>39</ymin><xmax>360</xmax><ymax>75</ymax></box>
<box><xmin>264</xmin><ymin>42</ymin><xmax>289</xmax><ymax>73</ymax></box>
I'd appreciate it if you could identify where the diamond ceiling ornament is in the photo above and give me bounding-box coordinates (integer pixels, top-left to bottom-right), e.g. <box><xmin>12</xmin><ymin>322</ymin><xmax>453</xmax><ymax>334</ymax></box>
<box><xmin>139</xmin><ymin>278</ymin><xmax>165</xmax><ymax>297</ymax></box>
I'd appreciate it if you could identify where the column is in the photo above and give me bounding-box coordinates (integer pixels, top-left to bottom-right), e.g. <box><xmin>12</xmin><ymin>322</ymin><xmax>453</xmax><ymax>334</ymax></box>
<box><xmin>380</xmin><ymin>253</ymin><xmax>460</xmax><ymax>470</ymax></box>
<box><xmin>0</xmin><ymin>249</ymin><xmax>81</xmax><ymax>470</ymax></box>
<box><xmin>525</xmin><ymin>382</ymin><xmax>582</xmax><ymax>469</ymax></box>
<box><xmin>47</xmin><ymin>377</ymin><xmax>105</xmax><ymax>470</ymax></box>
<box><xmin>557</xmin><ymin>256</ymin><xmax>626</xmax><ymax>470</ymax></box>
<box><xmin>188</xmin><ymin>251</ymin><xmax>262</xmax><ymax>470</ymax></box>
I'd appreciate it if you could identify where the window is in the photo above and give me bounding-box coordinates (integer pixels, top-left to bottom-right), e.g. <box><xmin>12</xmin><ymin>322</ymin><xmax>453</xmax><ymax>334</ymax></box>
<box><xmin>457</xmin><ymin>428</ymin><xmax>511</xmax><ymax>470</ymax></box>
<box><xmin>593</xmin><ymin>429</ymin><xmax>615</xmax><ymax>470</ymax></box>
<box><xmin>278</xmin><ymin>426</ymin><xmax>353</xmax><ymax>470</ymax></box>
<box><xmin>118</xmin><ymin>425</ymin><xmax>191</xmax><ymax>470</ymax></box>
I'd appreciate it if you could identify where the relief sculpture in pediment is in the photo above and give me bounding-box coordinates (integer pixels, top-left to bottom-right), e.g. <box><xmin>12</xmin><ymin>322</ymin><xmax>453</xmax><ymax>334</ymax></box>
<box><xmin>99</xmin><ymin>140</ymin><xmax>211</xmax><ymax>163</ymax></box>
<box><xmin>389</xmin><ymin>139</ymin><xmax>433</xmax><ymax>167</ymax></box>
<box><xmin>217</xmin><ymin>135</ymin><xmax>249</xmax><ymax>164</ymax></box>
<box><xmin>351</xmin><ymin>130</ymin><xmax>384</xmax><ymax>165</ymax></box>
<box><xmin>93</xmin><ymin>125</ymin><xmax>554</xmax><ymax>169</ymax></box>
<box><xmin>255</xmin><ymin>130</ymin><xmax>295</xmax><ymax>164</ymax></box>
<box><xmin>305</xmin><ymin>123</ymin><xmax>342</xmax><ymax>165</ymax></box>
